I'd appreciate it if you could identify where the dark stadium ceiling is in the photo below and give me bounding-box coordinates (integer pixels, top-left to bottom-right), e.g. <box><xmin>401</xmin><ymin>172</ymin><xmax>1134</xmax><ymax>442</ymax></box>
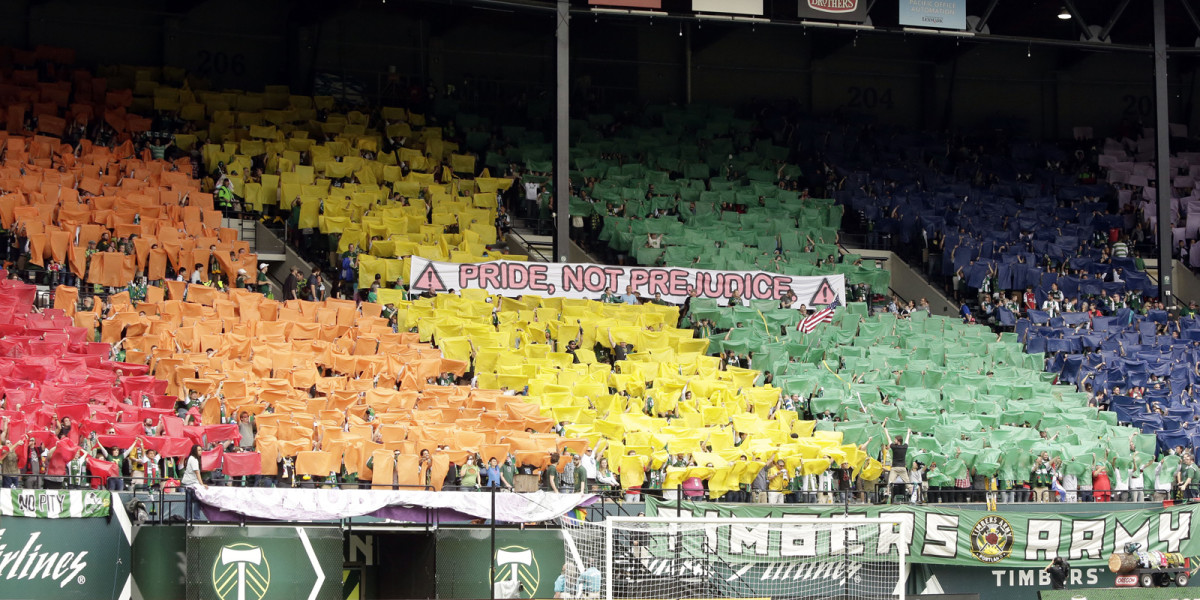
<box><xmin>360</xmin><ymin>0</ymin><xmax>1200</xmax><ymax>53</ymax></box>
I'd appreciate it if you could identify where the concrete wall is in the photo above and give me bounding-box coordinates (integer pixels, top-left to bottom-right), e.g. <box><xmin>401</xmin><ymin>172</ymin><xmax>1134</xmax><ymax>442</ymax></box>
<box><xmin>847</xmin><ymin>247</ymin><xmax>957</xmax><ymax>317</ymax></box>
<box><xmin>1172</xmin><ymin>260</ymin><xmax>1200</xmax><ymax>307</ymax></box>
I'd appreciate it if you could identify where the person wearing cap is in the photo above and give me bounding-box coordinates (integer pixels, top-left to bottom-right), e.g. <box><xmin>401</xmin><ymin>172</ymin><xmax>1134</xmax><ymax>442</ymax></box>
<box><xmin>256</xmin><ymin>263</ymin><xmax>270</xmax><ymax>295</ymax></box>
<box><xmin>235</xmin><ymin>268</ymin><xmax>247</xmax><ymax>289</ymax></box>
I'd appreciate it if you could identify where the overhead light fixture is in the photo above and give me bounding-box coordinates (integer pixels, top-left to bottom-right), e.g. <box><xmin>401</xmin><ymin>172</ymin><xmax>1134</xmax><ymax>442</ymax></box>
<box><xmin>1058</xmin><ymin>7</ymin><xmax>1072</xmax><ymax>20</ymax></box>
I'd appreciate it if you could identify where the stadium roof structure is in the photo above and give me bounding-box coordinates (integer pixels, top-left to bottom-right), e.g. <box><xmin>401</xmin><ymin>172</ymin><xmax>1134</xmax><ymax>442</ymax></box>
<box><xmin>367</xmin><ymin>0</ymin><xmax>1200</xmax><ymax>53</ymax></box>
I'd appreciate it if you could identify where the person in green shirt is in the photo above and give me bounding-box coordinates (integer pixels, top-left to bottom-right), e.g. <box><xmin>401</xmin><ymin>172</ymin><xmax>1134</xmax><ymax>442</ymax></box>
<box><xmin>1031</xmin><ymin>452</ymin><xmax>1054</xmax><ymax>502</ymax></box>
<box><xmin>1184</xmin><ymin>301</ymin><xmax>1199</xmax><ymax>319</ymax></box>
<box><xmin>216</xmin><ymin>179</ymin><xmax>236</xmax><ymax>214</ymax></box>
<box><xmin>235</xmin><ymin>268</ymin><xmax>247</xmax><ymax>289</ymax></box>
<box><xmin>66</xmin><ymin>447</ymin><xmax>88</xmax><ymax>489</ymax></box>
<box><xmin>366</xmin><ymin>283</ymin><xmax>379</xmax><ymax>303</ymax></box>
<box><xmin>381</xmin><ymin>303</ymin><xmax>397</xmax><ymax>321</ymax></box>
<box><xmin>148</xmin><ymin>136</ymin><xmax>172</xmax><ymax>160</ymax></box>
<box><xmin>459</xmin><ymin>456</ymin><xmax>481</xmax><ymax>490</ymax></box>
<box><xmin>600</xmin><ymin>287</ymin><xmax>621</xmax><ymax>303</ymax></box>
<box><xmin>500</xmin><ymin>456</ymin><xmax>517</xmax><ymax>491</ymax></box>
<box><xmin>127</xmin><ymin>276</ymin><xmax>147</xmax><ymax>303</ymax></box>
<box><xmin>256</xmin><ymin>263</ymin><xmax>271</xmax><ymax>295</ymax></box>
<box><xmin>287</xmin><ymin>197</ymin><xmax>302</xmax><ymax>232</ymax></box>
<box><xmin>1178</xmin><ymin>455</ymin><xmax>1200</xmax><ymax>501</ymax></box>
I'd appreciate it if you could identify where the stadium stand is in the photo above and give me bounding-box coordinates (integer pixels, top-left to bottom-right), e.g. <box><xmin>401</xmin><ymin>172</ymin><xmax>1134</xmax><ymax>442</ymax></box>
<box><xmin>1102</xmin><ymin>136</ymin><xmax>1200</xmax><ymax>272</ymax></box>
<box><xmin>831</xmin><ymin>127</ymin><xmax>1159</xmax><ymax>324</ymax></box>
<box><xmin>173</xmin><ymin>83</ymin><xmax>524</xmax><ymax>294</ymax></box>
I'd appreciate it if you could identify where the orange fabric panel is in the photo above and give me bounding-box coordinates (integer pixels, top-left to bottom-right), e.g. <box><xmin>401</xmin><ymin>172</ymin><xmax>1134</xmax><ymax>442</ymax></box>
<box><xmin>428</xmin><ymin>454</ymin><xmax>450</xmax><ymax>491</ymax></box>
<box><xmin>514</xmin><ymin>451</ymin><xmax>551</xmax><ymax>470</ymax></box>
<box><xmin>187</xmin><ymin>284</ymin><xmax>218</xmax><ymax>307</ymax></box>
<box><xmin>276</xmin><ymin>439</ymin><xmax>310</xmax><ymax>457</ymax></box>
<box><xmin>295</xmin><ymin>451</ymin><xmax>338</xmax><ymax>476</ymax></box>
<box><xmin>454</xmin><ymin>431</ymin><xmax>486</xmax><ymax>452</ymax></box>
<box><xmin>48</xmin><ymin>229</ymin><xmax>70</xmax><ymax>264</ymax></box>
<box><xmin>480</xmin><ymin>444</ymin><xmax>511</xmax><ymax>466</ymax></box>
<box><xmin>258</xmin><ymin>437</ymin><xmax>280</xmax><ymax>475</ymax></box>
<box><xmin>558</xmin><ymin>438</ymin><xmax>589</xmax><ymax>457</ymax></box>
<box><xmin>145</xmin><ymin>284</ymin><xmax>165</xmax><ymax>304</ymax></box>
<box><xmin>380</xmin><ymin>425</ymin><xmax>409</xmax><ymax>443</ymax></box>
<box><xmin>53</xmin><ymin>285</ymin><xmax>78</xmax><ymax>314</ymax></box>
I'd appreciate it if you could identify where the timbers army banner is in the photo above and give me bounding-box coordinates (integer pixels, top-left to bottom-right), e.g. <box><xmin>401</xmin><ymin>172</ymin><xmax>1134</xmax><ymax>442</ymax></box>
<box><xmin>646</xmin><ymin>499</ymin><xmax>1200</xmax><ymax>569</ymax></box>
<box><xmin>409</xmin><ymin>257</ymin><xmax>846</xmax><ymax>307</ymax></box>
<box><xmin>0</xmin><ymin>490</ymin><xmax>112</xmax><ymax>518</ymax></box>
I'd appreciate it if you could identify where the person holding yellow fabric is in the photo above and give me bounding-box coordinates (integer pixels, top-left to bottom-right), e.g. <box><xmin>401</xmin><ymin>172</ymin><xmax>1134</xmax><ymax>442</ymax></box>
<box><xmin>767</xmin><ymin>458</ymin><xmax>789</xmax><ymax>504</ymax></box>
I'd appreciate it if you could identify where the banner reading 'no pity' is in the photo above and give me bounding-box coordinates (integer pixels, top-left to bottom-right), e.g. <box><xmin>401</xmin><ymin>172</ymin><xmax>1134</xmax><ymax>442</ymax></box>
<box><xmin>409</xmin><ymin>257</ymin><xmax>845</xmax><ymax>307</ymax></box>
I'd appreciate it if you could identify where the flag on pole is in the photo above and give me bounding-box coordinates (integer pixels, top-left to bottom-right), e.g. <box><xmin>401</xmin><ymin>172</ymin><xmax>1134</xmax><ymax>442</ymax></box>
<box><xmin>797</xmin><ymin>308</ymin><xmax>834</xmax><ymax>333</ymax></box>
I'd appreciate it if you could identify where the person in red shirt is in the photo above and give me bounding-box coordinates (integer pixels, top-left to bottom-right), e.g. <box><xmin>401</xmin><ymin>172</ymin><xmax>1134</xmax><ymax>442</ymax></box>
<box><xmin>1023</xmin><ymin>287</ymin><xmax>1037</xmax><ymax>311</ymax></box>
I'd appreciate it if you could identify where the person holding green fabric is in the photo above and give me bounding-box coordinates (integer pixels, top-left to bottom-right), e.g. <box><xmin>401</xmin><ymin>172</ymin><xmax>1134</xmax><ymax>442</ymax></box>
<box><xmin>925</xmin><ymin>462</ymin><xmax>952</xmax><ymax>503</ymax></box>
<box><xmin>788</xmin><ymin>461</ymin><xmax>808</xmax><ymax>503</ymax></box>
<box><xmin>1153</xmin><ymin>458</ymin><xmax>1177</xmax><ymax>502</ymax></box>
<box><xmin>1031</xmin><ymin>452</ymin><xmax>1054</xmax><ymax>502</ymax></box>
<box><xmin>1129</xmin><ymin>456</ymin><xmax>1152</xmax><ymax>502</ymax></box>
<box><xmin>941</xmin><ymin>451</ymin><xmax>970</xmax><ymax>503</ymax></box>
<box><xmin>127</xmin><ymin>276</ymin><xmax>147</xmax><ymax>303</ymax></box>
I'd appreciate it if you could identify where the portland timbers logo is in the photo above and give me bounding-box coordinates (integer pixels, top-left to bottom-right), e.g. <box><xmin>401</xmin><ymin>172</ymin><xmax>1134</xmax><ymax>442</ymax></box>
<box><xmin>970</xmin><ymin>515</ymin><xmax>1014</xmax><ymax>563</ymax></box>
<box><xmin>212</xmin><ymin>543</ymin><xmax>271</xmax><ymax>600</ymax></box>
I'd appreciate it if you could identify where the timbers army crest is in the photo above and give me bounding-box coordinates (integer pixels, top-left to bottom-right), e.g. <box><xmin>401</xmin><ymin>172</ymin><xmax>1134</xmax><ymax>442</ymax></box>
<box><xmin>970</xmin><ymin>516</ymin><xmax>1014</xmax><ymax>564</ymax></box>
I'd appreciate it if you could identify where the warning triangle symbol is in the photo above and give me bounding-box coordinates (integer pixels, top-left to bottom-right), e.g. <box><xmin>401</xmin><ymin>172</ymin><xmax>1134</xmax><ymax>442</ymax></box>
<box><xmin>809</xmin><ymin>278</ymin><xmax>837</xmax><ymax>305</ymax></box>
<box><xmin>413</xmin><ymin>263</ymin><xmax>447</xmax><ymax>294</ymax></box>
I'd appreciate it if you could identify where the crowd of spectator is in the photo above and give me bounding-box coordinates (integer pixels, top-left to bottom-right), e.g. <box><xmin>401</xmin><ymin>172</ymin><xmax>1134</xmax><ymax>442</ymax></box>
<box><xmin>1</xmin><ymin>48</ymin><xmax>1198</xmax><ymax>513</ymax></box>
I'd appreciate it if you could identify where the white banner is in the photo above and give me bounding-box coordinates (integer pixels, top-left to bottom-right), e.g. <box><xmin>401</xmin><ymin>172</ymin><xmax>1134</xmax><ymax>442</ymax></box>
<box><xmin>409</xmin><ymin>257</ymin><xmax>845</xmax><ymax>307</ymax></box>
<box><xmin>194</xmin><ymin>487</ymin><xmax>594</xmax><ymax>523</ymax></box>
<box><xmin>692</xmin><ymin>0</ymin><xmax>763</xmax><ymax>15</ymax></box>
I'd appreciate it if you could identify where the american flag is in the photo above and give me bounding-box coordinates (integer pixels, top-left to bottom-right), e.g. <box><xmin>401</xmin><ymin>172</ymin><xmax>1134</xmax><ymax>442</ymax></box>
<box><xmin>797</xmin><ymin>308</ymin><xmax>834</xmax><ymax>333</ymax></box>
